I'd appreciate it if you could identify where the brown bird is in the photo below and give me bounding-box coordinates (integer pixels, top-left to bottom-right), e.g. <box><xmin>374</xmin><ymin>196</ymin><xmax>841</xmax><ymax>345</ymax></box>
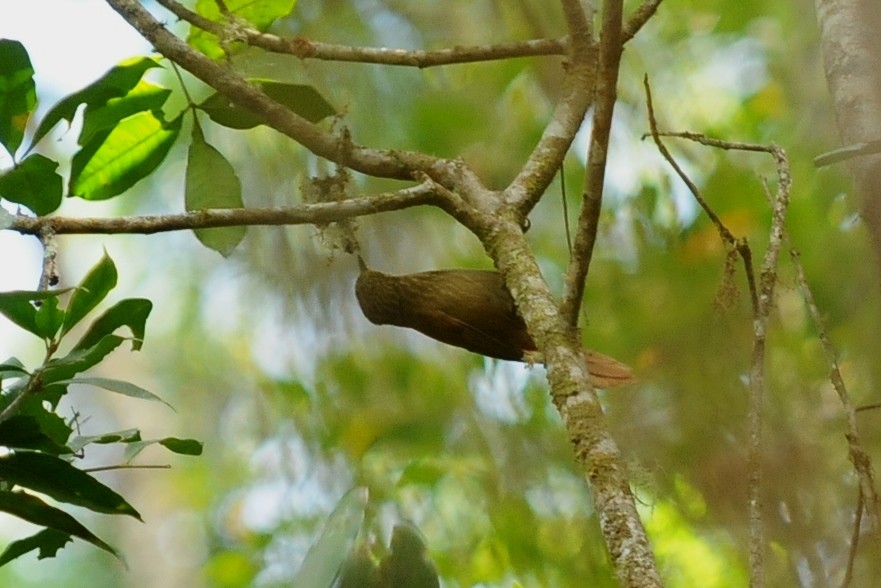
<box><xmin>355</xmin><ymin>266</ymin><xmax>636</xmax><ymax>388</ymax></box>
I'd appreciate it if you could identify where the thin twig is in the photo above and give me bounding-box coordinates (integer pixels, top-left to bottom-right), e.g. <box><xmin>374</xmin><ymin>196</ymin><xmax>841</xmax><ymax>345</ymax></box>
<box><xmin>559</xmin><ymin>0</ymin><xmax>625</xmax><ymax>328</ymax></box>
<box><xmin>623</xmin><ymin>0</ymin><xmax>664</xmax><ymax>43</ymax></box>
<box><xmin>84</xmin><ymin>464</ymin><xmax>172</xmax><ymax>473</ymax></box>
<box><xmin>790</xmin><ymin>247</ymin><xmax>881</xmax><ymax>540</ymax></box>
<box><xmin>644</xmin><ymin>77</ymin><xmax>793</xmax><ymax>588</ymax></box>
<box><xmin>842</xmin><ymin>487</ymin><xmax>864</xmax><ymax>588</ymax></box>
<box><xmin>156</xmin><ymin>0</ymin><xmax>567</xmax><ymax>67</ymax></box>
<box><xmin>10</xmin><ymin>182</ymin><xmax>442</xmax><ymax>236</ymax></box>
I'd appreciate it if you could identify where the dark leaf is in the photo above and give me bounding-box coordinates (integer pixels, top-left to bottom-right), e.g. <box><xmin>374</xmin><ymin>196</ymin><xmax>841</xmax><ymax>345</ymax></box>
<box><xmin>0</xmin><ymin>491</ymin><xmax>119</xmax><ymax>561</ymax></box>
<box><xmin>0</xmin><ymin>153</ymin><xmax>63</xmax><ymax>215</ymax></box>
<box><xmin>0</xmin><ymin>415</ymin><xmax>71</xmax><ymax>455</ymax></box>
<box><xmin>0</xmin><ymin>450</ymin><xmax>141</xmax><ymax>519</ymax></box>
<box><xmin>0</xmin><ymin>528</ymin><xmax>71</xmax><ymax>567</ymax></box>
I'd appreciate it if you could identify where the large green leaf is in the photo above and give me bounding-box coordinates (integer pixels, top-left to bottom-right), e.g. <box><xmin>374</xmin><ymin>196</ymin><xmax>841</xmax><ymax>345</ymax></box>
<box><xmin>0</xmin><ymin>450</ymin><xmax>141</xmax><ymax>519</ymax></box>
<box><xmin>185</xmin><ymin>124</ymin><xmax>246</xmax><ymax>256</ymax></box>
<box><xmin>69</xmin><ymin>110</ymin><xmax>182</xmax><ymax>201</ymax></box>
<box><xmin>30</xmin><ymin>56</ymin><xmax>161</xmax><ymax>148</ymax></box>
<box><xmin>123</xmin><ymin>437</ymin><xmax>204</xmax><ymax>462</ymax></box>
<box><xmin>0</xmin><ymin>153</ymin><xmax>63</xmax><ymax>215</ymax></box>
<box><xmin>0</xmin><ymin>491</ymin><xmax>119</xmax><ymax>562</ymax></box>
<box><xmin>73</xmin><ymin>298</ymin><xmax>152</xmax><ymax>352</ymax></box>
<box><xmin>199</xmin><ymin>81</ymin><xmax>335</xmax><ymax>129</ymax></box>
<box><xmin>0</xmin><ymin>39</ymin><xmax>36</xmax><ymax>156</ymax></box>
<box><xmin>79</xmin><ymin>80</ymin><xmax>172</xmax><ymax>147</ymax></box>
<box><xmin>189</xmin><ymin>0</ymin><xmax>298</xmax><ymax>59</ymax></box>
<box><xmin>61</xmin><ymin>252</ymin><xmax>118</xmax><ymax>337</ymax></box>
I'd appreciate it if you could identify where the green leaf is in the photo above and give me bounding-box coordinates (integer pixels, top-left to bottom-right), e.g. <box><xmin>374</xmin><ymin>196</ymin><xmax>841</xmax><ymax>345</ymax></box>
<box><xmin>61</xmin><ymin>253</ymin><xmax>117</xmax><ymax>337</ymax></box>
<box><xmin>74</xmin><ymin>298</ymin><xmax>152</xmax><ymax>352</ymax></box>
<box><xmin>199</xmin><ymin>81</ymin><xmax>335</xmax><ymax>129</ymax></box>
<box><xmin>0</xmin><ymin>528</ymin><xmax>71</xmax><ymax>566</ymax></box>
<box><xmin>293</xmin><ymin>486</ymin><xmax>367</xmax><ymax>588</ymax></box>
<box><xmin>42</xmin><ymin>335</ymin><xmax>125</xmax><ymax>385</ymax></box>
<box><xmin>158</xmin><ymin>437</ymin><xmax>203</xmax><ymax>455</ymax></box>
<box><xmin>31</xmin><ymin>56</ymin><xmax>161</xmax><ymax>148</ymax></box>
<box><xmin>185</xmin><ymin>125</ymin><xmax>246</xmax><ymax>256</ymax></box>
<box><xmin>34</xmin><ymin>296</ymin><xmax>64</xmax><ymax>340</ymax></box>
<box><xmin>0</xmin><ymin>153</ymin><xmax>63</xmax><ymax>215</ymax></box>
<box><xmin>16</xmin><ymin>402</ymin><xmax>72</xmax><ymax>446</ymax></box>
<box><xmin>55</xmin><ymin>377</ymin><xmax>173</xmax><ymax>410</ymax></box>
<box><xmin>0</xmin><ymin>491</ymin><xmax>119</xmax><ymax>561</ymax></box>
<box><xmin>69</xmin><ymin>110</ymin><xmax>182</xmax><ymax>200</ymax></box>
<box><xmin>189</xmin><ymin>0</ymin><xmax>298</xmax><ymax>59</ymax></box>
<box><xmin>123</xmin><ymin>437</ymin><xmax>203</xmax><ymax>462</ymax></box>
<box><xmin>0</xmin><ymin>39</ymin><xmax>36</xmax><ymax>156</ymax></box>
<box><xmin>79</xmin><ymin>80</ymin><xmax>172</xmax><ymax>147</ymax></box>
<box><xmin>0</xmin><ymin>415</ymin><xmax>71</xmax><ymax>455</ymax></box>
<box><xmin>0</xmin><ymin>289</ymin><xmax>68</xmax><ymax>339</ymax></box>
<box><xmin>376</xmin><ymin>522</ymin><xmax>440</xmax><ymax>588</ymax></box>
<box><xmin>0</xmin><ymin>450</ymin><xmax>141</xmax><ymax>519</ymax></box>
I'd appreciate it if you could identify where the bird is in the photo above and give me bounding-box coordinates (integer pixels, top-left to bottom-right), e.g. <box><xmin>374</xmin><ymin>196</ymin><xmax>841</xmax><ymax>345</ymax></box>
<box><xmin>355</xmin><ymin>264</ymin><xmax>636</xmax><ymax>388</ymax></box>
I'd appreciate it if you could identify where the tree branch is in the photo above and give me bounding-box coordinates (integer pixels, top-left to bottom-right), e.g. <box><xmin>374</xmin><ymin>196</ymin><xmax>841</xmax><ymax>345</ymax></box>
<box><xmin>105</xmin><ymin>0</ymin><xmax>461</xmax><ymax>187</ymax></box>
<box><xmin>9</xmin><ymin>182</ymin><xmax>443</xmax><ymax>236</ymax></box>
<box><xmin>559</xmin><ymin>0</ymin><xmax>624</xmax><ymax>327</ymax></box>
<box><xmin>155</xmin><ymin>0</ymin><xmax>567</xmax><ymax>67</ymax></box>
<box><xmin>508</xmin><ymin>0</ymin><xmax>597</xmax><ymax>218</ymax></box>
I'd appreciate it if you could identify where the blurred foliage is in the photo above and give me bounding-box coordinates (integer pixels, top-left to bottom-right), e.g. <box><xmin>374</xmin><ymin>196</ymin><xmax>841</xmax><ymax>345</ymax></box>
<box><xmin>2</xmin><ymin>0</ymin><xmax>881</xmax><ymax>587</ymax></box>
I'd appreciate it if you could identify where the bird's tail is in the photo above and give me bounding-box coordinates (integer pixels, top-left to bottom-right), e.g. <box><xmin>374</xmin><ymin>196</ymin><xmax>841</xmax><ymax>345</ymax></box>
<box><xmin>584</xmin><ymin>350</ymin><xmax>637</xmax><ymax>388</ymax></box>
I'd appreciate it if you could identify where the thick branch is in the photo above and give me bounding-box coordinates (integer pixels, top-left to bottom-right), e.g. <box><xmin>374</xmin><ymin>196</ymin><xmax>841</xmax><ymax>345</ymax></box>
<box><xmin>105</xmin><ymin>0</ymin><xmax>453</xmax><ymax>185</ymax></box>
<box><xmin>156</xmin><ymin>0</ymin><xmax>567</xmax><ymax>67</ymax></box>
<box><xmin>559</xmin><ymin>0</ymin><xmax>624</xmax><ymax>327</ymax></box>
<box><xmin>815</xmin><ymin>0</ymin><xmax>881</xmax><ymax>266</ymax></box>
<box><xmin>10</xmin><ymin>183</ymin><xmax>442</xmax><ymax>236</ymax></box>
<box><xmin>508</xmin><ymin>0</ymin><xmax>597</xmax><ymax>217</ymax></box>
<box><xmin>480</xmin><ymin>214</ymin><xmax>661</xmax><ymax>588</ymax></box>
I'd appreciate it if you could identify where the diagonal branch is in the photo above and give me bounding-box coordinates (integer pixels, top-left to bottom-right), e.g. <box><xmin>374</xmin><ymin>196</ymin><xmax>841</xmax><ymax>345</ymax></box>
<box><xmin>105</xmin><ymin>0</ymin><xmax>457</xmax><ymax>186</ymax></box>
<box><xmin>559</xmin><ymin>0</ymin><xmax>624</xmax><ymax>327</ymax></box>
<box><xmin>156</xmin><ymin>0</ymin><xmax>567</xmax><ymax>67</ymax></box>
<box><xmin>508</xmin><ymin>0</ymin><xmax>597</xmax><ymax>218</ymax></box>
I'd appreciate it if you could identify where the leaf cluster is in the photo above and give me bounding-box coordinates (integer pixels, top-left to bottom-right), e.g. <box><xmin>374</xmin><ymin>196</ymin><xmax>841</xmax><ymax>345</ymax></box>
<box><xmin>0</xmin><ymin>253</ymin><xmax>201</xmax><ymax>566</ymax></box>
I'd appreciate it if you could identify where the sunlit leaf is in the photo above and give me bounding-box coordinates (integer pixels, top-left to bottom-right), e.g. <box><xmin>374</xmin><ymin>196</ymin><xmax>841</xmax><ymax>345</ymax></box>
<box><xmin>189</xmin><ymin>0</ymin><xmax>298</xmax><ymax>59</ymax></box>
<box><xmin>0</xmin><ymin>450</ymin><xmax>141</xmax><ymax>519</ymax></box>
<box><xmin>70</xmin><ymin>110</ymin><xmax>182</xmax><ymax>201</ymax></box>
<box><xmin>185</xmin><ymin>124</ymin><xmax>245</xmax><ymax>256</ymax></box>
<box><xmin>0</xmin><ymin>153</ymin><xmax>63</xmax><ymax>215</ymax></box>
<box><xmin>79</xmin><ymin>80</ymin><xmax>172</xmax><ymax>147</ymax></box>
<box><xmin>0</xmin><ymin>39</ymin><xmax>36</xmax><ymax>156</ymax></box>
<box><xmin>31</xmin><ymin>56</ymin><xmax>161</xmax><ymax>148</ymax></box>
